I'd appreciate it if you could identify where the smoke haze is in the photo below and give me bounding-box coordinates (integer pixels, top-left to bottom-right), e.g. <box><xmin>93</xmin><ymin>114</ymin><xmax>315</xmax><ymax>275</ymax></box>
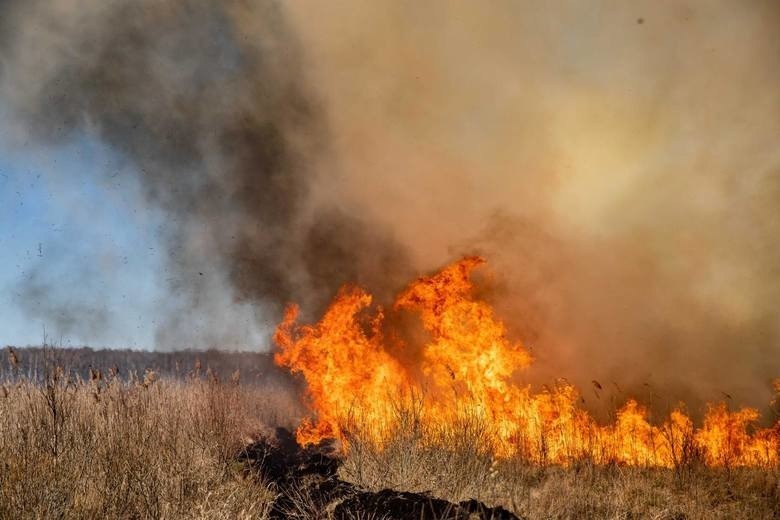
<box><xmin>1</xmin><ymin>0</ymin><xmax>779</xmax><ymax>413</ymax></box>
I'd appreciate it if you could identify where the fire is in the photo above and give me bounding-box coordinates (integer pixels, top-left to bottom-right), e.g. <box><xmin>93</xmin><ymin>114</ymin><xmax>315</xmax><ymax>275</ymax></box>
<box><xmin>273</xmin><ymin>287</ymin><xmax>408</xmax><ymax>446</ymax></box>
<box><xmin>274</xmin><ymin>257</ymin><xmax>780</xmax><ymax>467</ymax></box>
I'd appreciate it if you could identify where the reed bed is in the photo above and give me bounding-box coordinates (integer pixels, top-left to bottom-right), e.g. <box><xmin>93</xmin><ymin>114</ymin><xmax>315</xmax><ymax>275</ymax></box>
<box><xmin>0</xmin><ymin>358</ymin><xmax>777</xmax><ymax>519</ymax></box>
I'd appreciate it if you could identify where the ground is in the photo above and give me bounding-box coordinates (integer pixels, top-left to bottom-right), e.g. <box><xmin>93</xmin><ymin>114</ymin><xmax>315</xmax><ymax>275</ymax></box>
<box><xmin>0</xmin><ymin>348</ymin><xmax>777</xmax><ymax>518</ymax></box>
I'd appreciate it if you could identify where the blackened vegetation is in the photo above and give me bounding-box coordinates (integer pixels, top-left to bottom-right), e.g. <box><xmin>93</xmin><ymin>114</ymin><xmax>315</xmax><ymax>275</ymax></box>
<box><xmin>239</xmin><ymin>428</ymin><xmax>521</xmax><ymax>519</ymax></box>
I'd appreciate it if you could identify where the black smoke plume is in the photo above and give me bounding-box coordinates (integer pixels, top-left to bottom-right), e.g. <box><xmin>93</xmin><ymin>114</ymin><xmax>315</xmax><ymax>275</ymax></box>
<box><xmin>0</xmin><ymin>0</ymin><xmax>410</xmax><ymax>348</ymax></box>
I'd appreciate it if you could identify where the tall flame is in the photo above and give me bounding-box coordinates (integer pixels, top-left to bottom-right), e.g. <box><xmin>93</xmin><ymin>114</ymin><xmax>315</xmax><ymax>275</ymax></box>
<box><xmin>274</xmin><ymin>257</ymin><xmax>780</xmax><ymax>467</ymax></box>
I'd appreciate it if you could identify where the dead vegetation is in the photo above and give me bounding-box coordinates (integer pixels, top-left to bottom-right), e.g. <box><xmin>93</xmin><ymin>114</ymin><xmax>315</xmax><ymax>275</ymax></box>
<box><xmin>0</xmin><ymin>362</ymin><xmax>293</xmax><ymax>519</ymax></box>
<box><xmin>339</xmin><ymin>405</ymin><xmax>780</xmax><ymax>519</ymax></box>
<box><xmin>0</xmin><ymin>354</ymin><xmax>777</xmax><ymax>519</ymax></box>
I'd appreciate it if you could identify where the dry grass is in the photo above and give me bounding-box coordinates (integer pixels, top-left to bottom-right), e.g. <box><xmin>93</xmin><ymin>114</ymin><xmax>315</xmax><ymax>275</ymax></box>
<box><xmin>341</xmin><ymin>410</ymin><xmax>780</xmax><ymax>519</ymax></box>
<box><xmin>0</xmin><ymin>369</ymin><xmax>297</xmax><ymax>519</ymax></box>
<box><xmin>0</xmin><ymin>365</ymin><xmax>778</xmax><ymax>519</ymax></box>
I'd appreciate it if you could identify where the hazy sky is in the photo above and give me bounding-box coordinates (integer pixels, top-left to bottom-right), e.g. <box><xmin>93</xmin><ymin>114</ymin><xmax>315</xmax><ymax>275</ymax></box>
<box><xmin>0</xmin><ymin>117</ymin><xmax>165</xmax><ymax>347</ymax></box>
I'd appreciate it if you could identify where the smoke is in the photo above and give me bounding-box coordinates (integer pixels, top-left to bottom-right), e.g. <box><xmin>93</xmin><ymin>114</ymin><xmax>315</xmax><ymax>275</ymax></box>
<box><xmin>0</xmin><ymin>0</ymin><xmax>411</xmax><ymax>348</ymax></box>
<box><xmin>282</xmin><ymin>0</ymin><xmax>780</xmax><ymax>414</ymax></box>
<box><xmin>2</xmin><ymin>1</ymin><xmax>780</xmax><ymax>412</ymax></box>
<box><xmin>14</xmin><ymin>260</ymin><xmax>110</xmax><ymax>343</ymax></box>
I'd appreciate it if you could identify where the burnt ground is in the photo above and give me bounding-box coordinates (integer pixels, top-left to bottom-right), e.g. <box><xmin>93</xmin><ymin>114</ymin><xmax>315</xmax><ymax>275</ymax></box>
<box><xmin>237</xmin><ymin>428</ymin><xmax>521</xmax><ymax>519</ymax></box>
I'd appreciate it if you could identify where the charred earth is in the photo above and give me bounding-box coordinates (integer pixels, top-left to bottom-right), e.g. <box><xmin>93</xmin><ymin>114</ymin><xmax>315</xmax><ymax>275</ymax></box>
<box><xmin>238</xmin><ymin>428</ymin><xmax>520</xmax><ymax>519</ymax></box>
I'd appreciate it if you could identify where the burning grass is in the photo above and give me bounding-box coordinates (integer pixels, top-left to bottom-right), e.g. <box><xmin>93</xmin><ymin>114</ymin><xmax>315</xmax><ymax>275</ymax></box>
<box><xmin>1</xmin><ymin>260</ymin><xmax>779</xmax><ymax>517</ymax></box>
<box><xmin>0</xmin><ymin>362</ymin><xmax>777</xmax><ymax>518</ymax></box>
<box><xmin>274</xmin><ymin>257</ymin><xmax>780</xmax><ymax>468</ymax></box>
<box><xmin>338</xmin><ymin>399</ymin><xmax>780</xmax><ymax>518</ymax></box>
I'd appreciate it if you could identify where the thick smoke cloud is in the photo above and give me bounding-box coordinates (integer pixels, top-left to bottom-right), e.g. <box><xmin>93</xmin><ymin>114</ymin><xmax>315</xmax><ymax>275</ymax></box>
<box><xmin>283</xmin><ymin>0</ymin><xmax>780</xmax><ymax>415</ymax></box>
<box><xmin>2</xmin><ymin>0</ymin><xmax>780</xmax><ymax>414</ymax></box>
<box><xmin>0</xmin><ymin>0</ymin><xmax>411</xmax><ymax>348</ymax></box>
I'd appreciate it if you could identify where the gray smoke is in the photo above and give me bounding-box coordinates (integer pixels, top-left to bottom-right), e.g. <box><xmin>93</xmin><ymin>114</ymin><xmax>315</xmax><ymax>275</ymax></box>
<box><xmin>0</xmin><ymin>0</ymin><xmax>411</xmax><ymax>349</ymax></box>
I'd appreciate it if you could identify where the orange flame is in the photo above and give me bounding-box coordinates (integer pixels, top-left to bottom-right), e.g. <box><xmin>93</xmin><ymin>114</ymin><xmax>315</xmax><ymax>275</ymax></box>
<box><xmin>274</xmin><ymin>257</ymin><xmax>780</xmax><ymax>467</ymax></box>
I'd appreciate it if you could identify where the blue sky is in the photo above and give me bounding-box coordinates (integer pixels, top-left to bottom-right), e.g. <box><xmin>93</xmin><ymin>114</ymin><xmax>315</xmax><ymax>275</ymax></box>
<box><xmin>0</xmin><ymin>128</ymin><xmax>166</xmax><ymax>348</ymax></box>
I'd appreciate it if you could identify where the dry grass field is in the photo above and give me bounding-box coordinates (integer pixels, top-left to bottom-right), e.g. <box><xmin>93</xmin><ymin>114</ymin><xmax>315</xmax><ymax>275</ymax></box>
<box><xmin>0</xmin><ymin>354</ymin><xmax>777</xmax><ymax>519</ymax></box>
